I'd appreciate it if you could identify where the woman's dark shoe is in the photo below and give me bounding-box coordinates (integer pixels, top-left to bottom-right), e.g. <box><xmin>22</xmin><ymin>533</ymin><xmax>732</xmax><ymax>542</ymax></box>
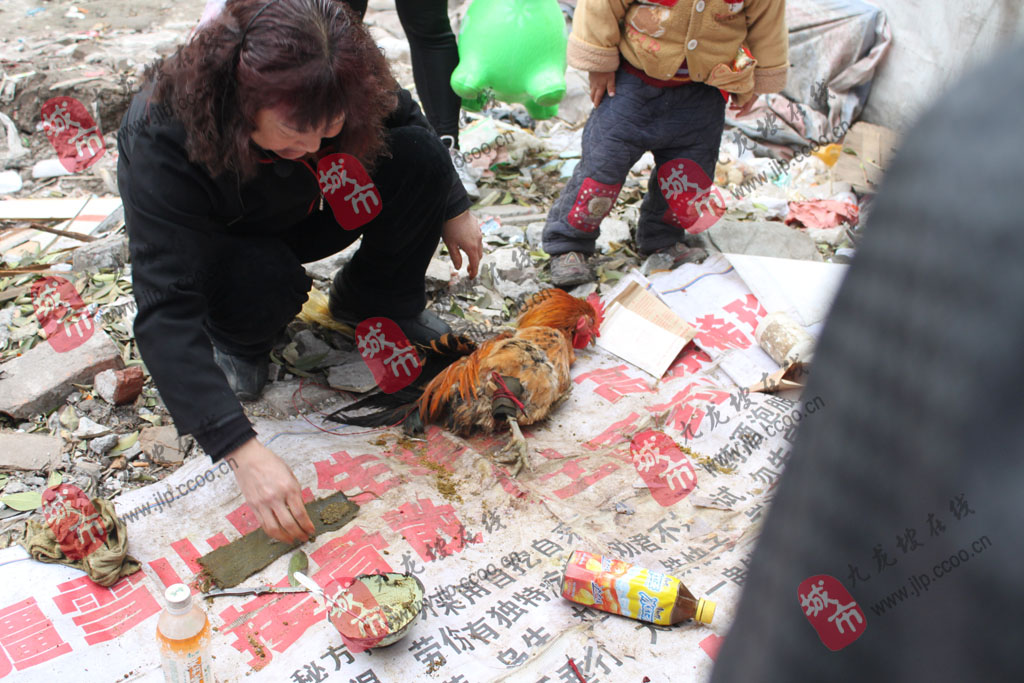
<box><xmin>328</xmin><ymin>284</ymin><xmax>451</xmax><ymax>345</ymax></box>
<box><xmin>212</xmin><ymin>346</ymin><xmax>269</xmax><ymax>401</ymax></box>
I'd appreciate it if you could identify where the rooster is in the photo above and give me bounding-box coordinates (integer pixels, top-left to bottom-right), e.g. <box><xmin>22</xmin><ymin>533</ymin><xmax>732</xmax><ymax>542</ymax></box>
<box><xmin>329</xmin><ymin>289</ymin><xmax>603</xmax><ymax>475</ymax></box>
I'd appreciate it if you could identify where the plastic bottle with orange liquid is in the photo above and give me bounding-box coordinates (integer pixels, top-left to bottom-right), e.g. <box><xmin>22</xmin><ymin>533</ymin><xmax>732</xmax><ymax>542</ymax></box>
<box><xmin>157</xmin><ymin>583</ymin><xmax>215</xmax><ymax>683</ymax></box>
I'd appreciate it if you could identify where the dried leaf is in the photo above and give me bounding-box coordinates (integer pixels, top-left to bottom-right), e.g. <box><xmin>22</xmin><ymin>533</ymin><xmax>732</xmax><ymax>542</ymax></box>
<box><xmin>140</xmin><ymin>414</ymin><xmax>162</xmax><ymax>426</ymax></box>
<box><xmin>1</xmin><ymin>492</ymin><xmax>42</xmax><ymax>511</ymax></box>
<box><xmin>109</xmin><ymin>456</ymin><xmax>127</xmax><ymax>470</ymax></box>
<box><xmin>0</xmin><ymin>475</ymin><xmax>8</xmax><ymax>490</ymax></box>
<box><xmin>47</xmin><ymin>471</ymin><xmax>62</xmax><ymax>487</ymax></box>
<box><xmin>282</xmin><ymin>342</ymin><xmax>300</xmax><ymax>366</ymax></box>
<box><xmin>288</xmin><ymin>551</ymin><xmax>309</xmax><ymax>587</ymax></box>
<box><xmin>109</xmin><ymin>431</ymin><xmax>139</xmax><ymax>456</ymax></box>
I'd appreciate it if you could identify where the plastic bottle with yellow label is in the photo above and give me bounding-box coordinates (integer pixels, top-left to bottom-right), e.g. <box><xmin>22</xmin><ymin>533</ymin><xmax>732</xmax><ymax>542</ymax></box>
<box><xmin>561</xmin><ymin>550</ymin><xmax>716</xmax><ymax>626</ymax></box>
<box><xmin>157</xmin><ymin>583</ymin><xmax>215</xmax><ymax>683</ymax></box>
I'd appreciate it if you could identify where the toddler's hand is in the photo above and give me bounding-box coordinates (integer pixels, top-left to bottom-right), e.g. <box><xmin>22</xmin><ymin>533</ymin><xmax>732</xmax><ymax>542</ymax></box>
<box><xmin>729</xmin><ymin>93</ymin><xmax>757</xmax><ymax>118</ymax></box>
<box><xmin>589</xmin><ymin>71</ymin><xmax>616</xmax><ymax>108</ymax></box>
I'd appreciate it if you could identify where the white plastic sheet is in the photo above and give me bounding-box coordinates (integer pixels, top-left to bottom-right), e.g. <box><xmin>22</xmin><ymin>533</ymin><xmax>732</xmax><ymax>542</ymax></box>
<box><xmin>2</xmin><ymin>259</ymin><xmax>839</xmax><ymax>682</ymax></box>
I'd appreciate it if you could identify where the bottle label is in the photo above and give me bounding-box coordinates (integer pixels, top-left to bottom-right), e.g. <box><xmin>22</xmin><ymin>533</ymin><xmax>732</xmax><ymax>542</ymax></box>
<box><xmin>561</xmin><ymin>550</ymin><xmax>683</xmax><ymax>625</ymax></box>
<box><xmin>159</xmin><ymin>628</ymin><xmax>214</xmax><ymax>682</ymax></box>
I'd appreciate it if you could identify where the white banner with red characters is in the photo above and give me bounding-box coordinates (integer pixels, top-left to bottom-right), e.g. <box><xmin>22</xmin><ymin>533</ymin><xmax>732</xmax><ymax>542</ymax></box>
<box><xmin>649</xmin><ymin>253</ymin><xmax>784</xmax><ymax>387</ymax></box>
<box><xmin>39</xmin><ymin>97</ymin><xmax>106</xmax><ymax>173</ymax></box>
<box><xmin>317</xmin><ymin>153</ymin><xmax>382</xmax><ymax>230</ymax></box>
<box><xmin>2</xmin><ymin>261</ymin><xmax>847</xmax><ymax>681</ymax></box>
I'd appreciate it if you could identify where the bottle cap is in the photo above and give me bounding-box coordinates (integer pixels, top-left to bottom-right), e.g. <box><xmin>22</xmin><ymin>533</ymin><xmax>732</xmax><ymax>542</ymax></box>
<box><xmin>695</xmin><ymin>598</ymin><xmax>716</xmax><ymax>625</ymax></box>
<box><xmin>164</xmin><ymin>583</ymin><xmax>192</xmax><ymax>613</ymax></box>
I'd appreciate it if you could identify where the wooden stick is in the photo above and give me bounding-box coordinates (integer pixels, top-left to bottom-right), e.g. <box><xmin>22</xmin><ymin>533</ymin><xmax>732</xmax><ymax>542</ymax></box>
<box><xmin>25</xmin><ymin>222</ymin><xmax>99</xmax><ymax>242</ymax></box>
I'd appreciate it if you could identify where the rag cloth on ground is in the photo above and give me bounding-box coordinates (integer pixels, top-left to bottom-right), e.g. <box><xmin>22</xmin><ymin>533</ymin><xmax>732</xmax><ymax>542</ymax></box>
<box><xmin>22</xmin><ymin>497</ymin><xmax>141</xmax><ymax>587</ymax></box>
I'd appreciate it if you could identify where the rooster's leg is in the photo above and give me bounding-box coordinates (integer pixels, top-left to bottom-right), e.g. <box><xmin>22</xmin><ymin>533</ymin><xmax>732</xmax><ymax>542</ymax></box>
<box><xmin>493</xmin><ymin>416</ymin><xmax>530</xmax><ymax>477</ymax></box>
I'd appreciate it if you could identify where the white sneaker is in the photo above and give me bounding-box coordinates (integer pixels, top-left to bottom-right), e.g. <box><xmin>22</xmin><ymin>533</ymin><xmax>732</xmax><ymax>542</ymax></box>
<box><xmin>441</xmin><ymin>135</ymin><xmax>482</xmax><ymax>201</ymax></box>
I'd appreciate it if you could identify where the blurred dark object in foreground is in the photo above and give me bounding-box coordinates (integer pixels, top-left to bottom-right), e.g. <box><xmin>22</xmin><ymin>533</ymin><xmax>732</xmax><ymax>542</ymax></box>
<box><xmin>711</xmin><ymin>42</ymin><xmax>1024</xmax><ymax>682</ymax></box>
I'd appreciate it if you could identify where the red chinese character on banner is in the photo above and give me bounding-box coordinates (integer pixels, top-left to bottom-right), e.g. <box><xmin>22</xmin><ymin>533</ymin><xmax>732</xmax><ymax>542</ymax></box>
<box><xmin>314</xmin><ymin>451</ymin><xmax>402</xmax><ymax>504</ymax></box>
<box><xmin>0</xmin><ymin>598</ymin><xmax>72</xmax><ymax>675</ymax></box>
<box><xmin>539</xmin><ymin>457</ymin><xmax>620</xmax><ymax>500</ymax></box>
<box><xmin>41</xmin><ymin>483</ymin><xmax>107</xmax><ymax>560</ymax></box>
<box><xmin>798</xmin><ymin>575</ymin><xmax>867</xmax><ymax>651</ymax></box>
<box><xmin>30</xmin><ymin>276</ymin><xmax>95</xmax><ymax>352</ymax></box>
<box><xmin>382</xmin><ymin>498</ymin><xmax>481</xmax><ymax>562</ymax></box>
<box><xmin>582</xmin><ymin>412</ymin><xmax>643</xmax><ymax>452</ymax></box>
<box><xmin>574</xmin><ymin>365</ymin><xmax>653</xmax><ymax>403</ymax></box>
<box><xmin>664</xmin><ymin>344</ymin><xmax>713</xmax><ymax>381</ymax></box>
<box><xmin>310</xmin><ymin>526</ymin><xmax>392</xmax><ymax>581</ymax></box>
<box><xmin>722</xmin><ymin>294</ymin><xmax>768</xmax><ymax>335</ymax></box>
<box><xmin>218</xmin><ymin>583</ymin><xmax>325</xmax><ymax>669</ymax></box>
<box><xmin>380</xmin><ymin>426</ymin><xmax>467</xmax><ymax>476</ymax></box>
<box><xmin>317</xmin><ymin>153</ymin><xmax>382</xmax><ymax>229</ymax></box>
<box><xmin>356</xmin><ymin>317</ymin><xmax>422</xmax><ymax>393</ymax></box>
<box><xmin>658</xmin><ymin>158</ymin><xmax>727</xmax><ymax>235</ymax></box>
<box><xmin>52</xmin><ymin>572</ymin><xmax>159</xmax><ymax>645</ymax></box>
<box><xmin>699</xmin><ymin>633</ymin><xmax>725</xmax><ymax>661</ymax></box>
<box><xmin>693</xmin><ymin>314</ymin><xmax>751</xmax><ymax>351</ymax></box>
<box><xmin>40</xmin><ymin>96</ymin><xmax>105</xmax><ymax>172</ymax></box>
<box><xmin>645</xmin><ymin>382</ymin><xmax>732</xmax><ymax>438</ymax></box>
<box><xmin>629</xmin><ymin>430</ymin><xmax>697</xmax><ymax>506</ymax></box>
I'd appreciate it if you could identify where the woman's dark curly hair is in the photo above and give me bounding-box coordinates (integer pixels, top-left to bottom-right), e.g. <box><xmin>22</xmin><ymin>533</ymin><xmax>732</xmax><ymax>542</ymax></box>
<box><xmin>148</xmin><ymin>0</ymin><xmax>397</xmax><ymax>180</ymax></box>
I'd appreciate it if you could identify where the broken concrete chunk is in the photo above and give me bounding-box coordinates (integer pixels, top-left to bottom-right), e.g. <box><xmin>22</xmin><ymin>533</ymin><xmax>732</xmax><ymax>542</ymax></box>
<box><xmin>704</xmin><ymin>219</ymin><xmax>823</xmax><ymax>262</ymax></box>
<box><xmin>482</xmin><ymin>246</ymin><xmax>537</xmax><ymax>284</ymax></box>
<box><xmin>73</xmin><ymin>417</ymin><xmax>111</xmax><ymax>440</ymax></box>
<box><xmin>328</xmin><ymin>362</ymin><xmax>378</xmax><ymax>394</ymax></box>
<box><xmin>0</xmin><ymin>329</ymin><xmax>122</xmax><ymax>419</ymax></box>
<box><xmin>71</xmin><ymin>233</ymin><xmax>130</xmax><ymax>272</ymax></box>
<box><xmin>292</xmin><ymin>330</ymin><xmax>332</xmax><ymax>358</ymax></box>
<box><xmin>257</xmin><ymin>380</ymin><xmax>339</xmax><ymax>418</ymax></box>
<box><xmin>0</xmin><ymin>432</ymin><xmax>63</xmax><ymax>471</ymax></box>
<box><xmin>525</xmin><ymin>221</ymin><xmax>545</xmax><ymax>248</ymax></box>
<box><xmin>138</xmin><ymin>425</ymin><xmax>184</xmax><ymax>463</ymax></box>
<box><xmin>75</xmin><ymin>459</ymin><xmax>103</xmax><ymax>479</ymax></box>
<box><xmin>424</xmin><ymin>258</ymin><xmax>452</xmax><ymax>292</ymax></box>
<box><xmin>596</xmin><ymin>218</ymin><xmax>632</xmax><ymax>254</ymax></box>
<box><xmin>94</xmin><ymin>366</ymin><xmax>145</xmax><ymax>405</ymax></box>
<box><xmin>88</xmin><ymin>434</ymin><xmax>120</xmax><ymax>456</ymax></box>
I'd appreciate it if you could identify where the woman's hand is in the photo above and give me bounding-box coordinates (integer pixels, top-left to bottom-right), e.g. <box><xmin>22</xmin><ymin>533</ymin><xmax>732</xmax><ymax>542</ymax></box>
<box><xmin>589</xmin><ymin>71</ymin><xmax>616</xmax><ymax>108</ymax></box>
<box><xmin>442</xmin><ymin>210</ymin><xmax>483</xmax><ymax>279</ymax></box>
<box><xmin>227</xmin><ymin>437</ymin><xmax>315</xmax><ymax>544</ymax></box>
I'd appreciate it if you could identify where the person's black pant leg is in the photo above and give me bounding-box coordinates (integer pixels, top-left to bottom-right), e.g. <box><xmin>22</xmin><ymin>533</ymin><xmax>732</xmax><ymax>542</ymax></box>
<box><xmin>201</xmin><ymin>234</ymin><xmax>313</xmax><ymax>357</ymax></box>
<box><xmin>287</xmin><ymin>125</ymin><xmax>453</xmax><ymax>320</ymax></box>
<box><xmin>395</xmin><ymin>0</ymin><xmax>461</xmax><ymax>141</ymax></box>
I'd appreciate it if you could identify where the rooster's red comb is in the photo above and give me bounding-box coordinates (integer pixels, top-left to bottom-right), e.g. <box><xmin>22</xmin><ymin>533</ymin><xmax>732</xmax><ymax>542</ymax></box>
<box><xmin>586</xmin><ymin>293</ymin><xmax>605</xmax><ymax>335</ymax></box>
